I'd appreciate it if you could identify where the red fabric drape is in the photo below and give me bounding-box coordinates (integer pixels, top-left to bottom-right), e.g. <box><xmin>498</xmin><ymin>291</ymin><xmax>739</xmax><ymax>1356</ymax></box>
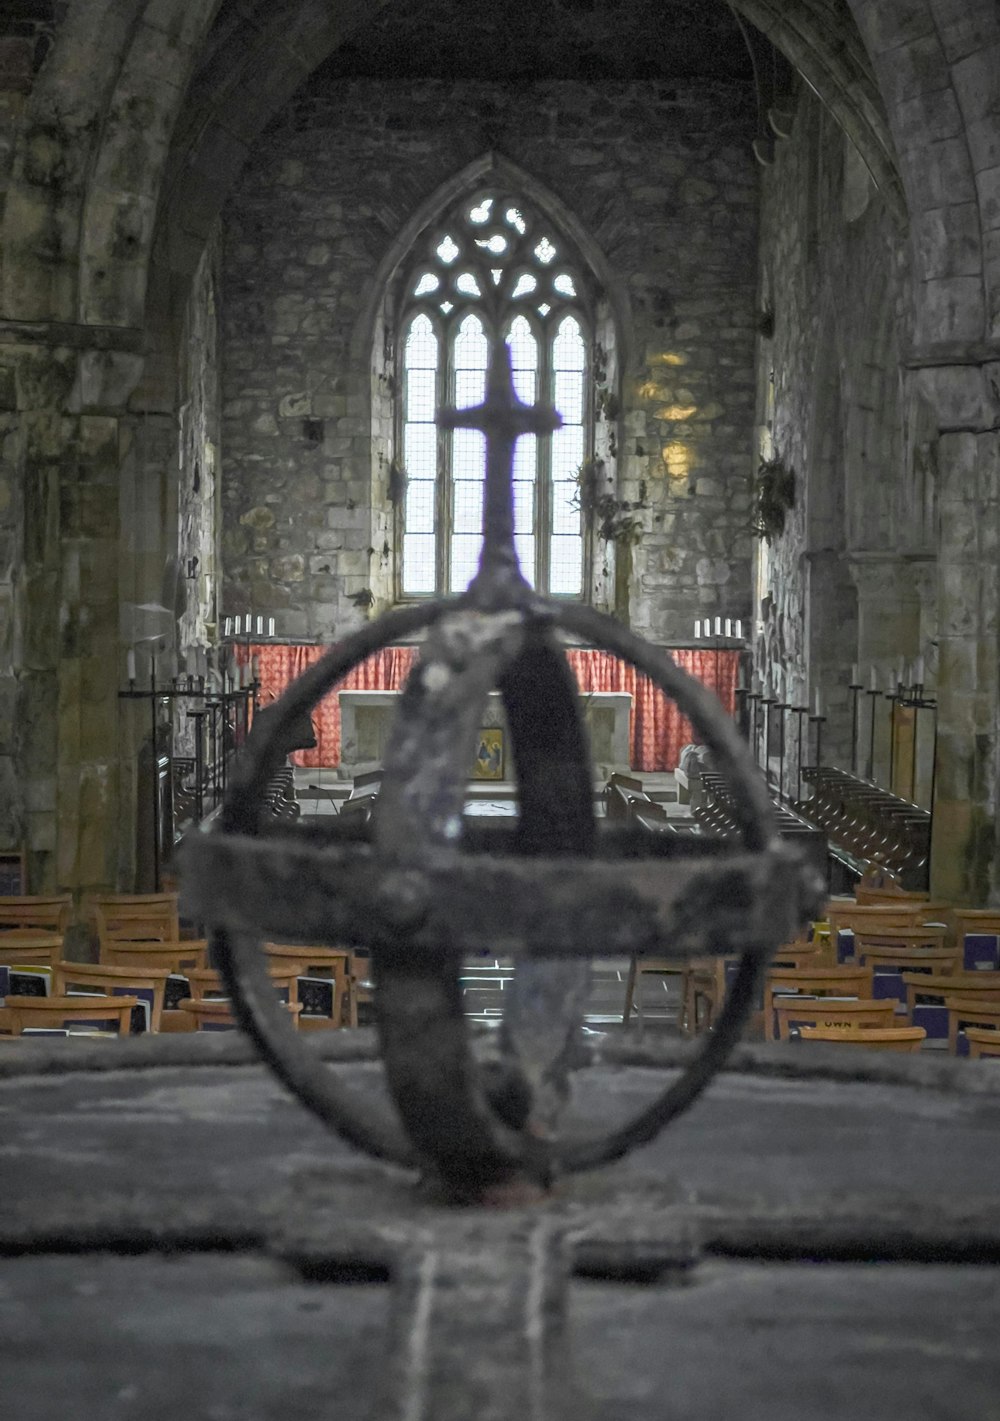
<box><xmin>238</xmin><ymin>643</ymin><xmax>738</xmax><ymax>772</ymax></box>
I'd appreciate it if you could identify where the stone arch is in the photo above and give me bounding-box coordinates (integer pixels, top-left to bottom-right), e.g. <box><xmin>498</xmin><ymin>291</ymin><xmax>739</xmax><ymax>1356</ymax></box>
<box><xmin>846</xmin><ymin>0</ymin><xmax>1000</xmax><ymax>348</ymax></box>
<box><xmin>361</xmin><ymin>153</ymin><xmax>629</xmax><ymax>610</ymax></box>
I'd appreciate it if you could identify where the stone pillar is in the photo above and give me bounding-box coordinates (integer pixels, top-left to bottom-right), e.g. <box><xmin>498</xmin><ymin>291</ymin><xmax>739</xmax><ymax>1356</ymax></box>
<box><xmin>922</xmin><ymin>360</ymin><xmax>1000</xmax><ymax>903</ymax></box>
<box><xmin>8</xmin><ymin>334</ymin><xmax>144</xmax><ymax>899</ymax></box>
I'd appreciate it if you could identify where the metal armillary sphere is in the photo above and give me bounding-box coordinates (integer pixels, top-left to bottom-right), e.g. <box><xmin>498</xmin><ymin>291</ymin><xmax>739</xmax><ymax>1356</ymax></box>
<box><xmin>181</xmin><ymin>345</ymin><xmax>822</xmax><ymax>1201</ymax></box>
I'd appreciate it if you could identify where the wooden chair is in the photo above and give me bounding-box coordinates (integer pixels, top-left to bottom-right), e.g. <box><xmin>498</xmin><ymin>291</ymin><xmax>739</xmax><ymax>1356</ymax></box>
<box><xmin>89</xmin><ymin>894</ymin><xmax>180</xmax><ymax>951</ymax></box>
<box><xmin>345</xmin><ymin>950</ymin><xmax>374</xmax><ymax>1028</ymax></box>
<box><xmin>54</xmin><ymin>962</ymin><xmax>169</xmax><ymax>1032</ymax></box>
<box><xmin>963</xmin><ymin>1027</ymin><xmax>1000</xmax><ymax>1060</ymax></box>
<box><xmin>623</xmin><ymin>957</ymin><xmax>684</xmax><ymax>1029</ymax></box>
<box><xmin>176</xmin><ymin>997</ymin><xmax>302</xmax><ymax>1031</ymax></box>
<box><xmin>0</xmin><ymin>933</ymin><xmax>64</xmax><ymax>971</ymax></box>
<box><xmin>102</xmin><ymin>939</ymin><xmax>209</xmax><ymax>973</ymax></box>
<box><xmin>264</xmin><ymin>944</ymin><xmax>350</xmax><ymax>1030</ymax></box>
<box><xmin>185</xmin><ymin>965</ymin><xmax>301</xmax><ymax>1004</ymax></box>
<box><xmin>772</xmin><ymin>996</ymin><xmax>897</xmax><ymax>1041</ymax></box>
<box><xmin>900</xmin><ymin>971</ymin><xmax>1000</xmax><ymax>1019</ymax></box>
<box><xmin>0</xmin><ymin>895</ymin><xmax>72</xmax><ymax>935</ymax></box>
<box><xmin>854</xmin><ymin>885</ymin><xmax>931</xmax><ymax>906</ymax></box>
<box><xmin>945</xmin><ymin>996</ymin><xmax>1000</xmax><ymax>1055</ymax></box>
<box><xmin>2</xmin><ymin>994</ymin><xmax>138</xmax><ymax>1036</ymax></box>
<box><xmin>797</xmin><ymin>1025</ymin><xmax>926</xmax><ymax>1052</ymax></box>
<box><xmin>764</xmin><ymin>965</ymin><xmax>874</xmax><ymax>1042</ymax></box>
<box><xmin>952</xmin><ymin>909</ymin><xmax>1000</xmax><ymax>971</ymax></box>
<box><xmin>825</xmin><ymin>901</ymin><xmax>952</xmax><ymax>959</ymax></box>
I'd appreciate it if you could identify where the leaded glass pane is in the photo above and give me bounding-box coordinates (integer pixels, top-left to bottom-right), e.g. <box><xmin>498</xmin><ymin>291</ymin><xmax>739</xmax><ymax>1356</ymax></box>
<box><xmin>478</xmin><ymin>235</ymin><xmax>507</xmax><ymax>256</ymax></box>
<box><xmin>515</xmin><ymin>534</ymin><xmax>536</xmax><ymax>586</ymax></box>
<box><xmin>505</xmin><ymin>207</ymin><xmax>526</xmax><ymax>234</ymax></box>
<box><xmin>551</xmin><ymin>481</ymin><xmax>580</xmax><ymax>535</ymax></box>
<box><xmin>513</xmin><ymin>479</ymin><xmax>535</xmax><ymax>533</ymax></box>
<box><xmin>469</xmin><ymin>198</ymin><xmax>493</xmax><ymax>224</ymax></box>
<box><xmin>436</xmin><ymin>234</ymin><xmax>459</xmax><ymax>264</ymax></box>
<box><xmin>553</xmin><ymin>273</ymin><xmax>576</xmax><ymax>298</ymax></box>
<box><xmin>452</xmin><ymin>428</ymin><xmax>486</xmax><ymax>479</ymax></box>
<box><xmin>454</xmin><ymin>314</ymin><xmax>488</xmax><ymax>368</ymax></box>
<box><xmin>553</xmin><ymin>315</ymin><xmax>585</xmax><ymax>371</ymax></box>
<box><xmin>512</xmin><ymin>433</ymin><xmax>536</xmax><ymax>484</ymax></box>
<box><xmin>454</xmin><ymin>369</ymin><xmax>485</xmax><ymax>409</ymax></box>
<box><xmin>403</xmin><ymin>534</ymin><xmax>436</xmax><ymax>594</ymax></box>
<box><xmin>553</xmin><ymin>369</ymin><xmax>584</xmax><ymax>425</ymax></box>
<box><xmin>551</xmin><ymin>424</ymin><xmax>584</xmax><ymax>481</ymax></box>
<box><xmin>405</xmin><ymin>480</ymin><xmax>435</xmax><ymax>534</ymax></box>
<box><xmin>453</xmin><ymin>480</ymin><xmax>484</xmax><ymax>534</ymax></box>
<box><xmin>413</xmin><ymin>272</ymin><xmax>439</xmax><ymax>297</ymax></box>
<box><xmin>456</xmin><ymin>272</ymin><xmax>481</xmax><ymax>297</ymax></box>
<box><xmin>512</xmin><ymin>273</ymin><xmax>537</xmax><ymax>299</ymax></box>
<box><xmin>406</xmin><ymin>367</ymin><xmax>436</xmax><ymax>422</ymax></box>
<box><xmin>405</xmin><ymin>313</ymin><xmax>438</xmax><ymax>367</ymax></box>
<box><xmin>549</xmin><ymin>536</ymin><xmax>583</xmax><ymax>595</ymax></box>
<box><xmin>450</xmin><ymin>534</ymin><xmax>482</xmax><ymax>593</ymax></box>
<box><xmin>534</xmin><ymin>237</ymin><xmax>556</xmax><ymax>264</ymax></box>
<box><xmin>403</xmin><ymin>425</ymin><xmax>436</xmax><ymax>478</ymax></box>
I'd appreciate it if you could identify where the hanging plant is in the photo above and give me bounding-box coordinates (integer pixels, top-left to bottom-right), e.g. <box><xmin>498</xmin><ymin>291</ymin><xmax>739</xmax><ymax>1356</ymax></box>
<box><xmin>751</xmin><ymin>455</ymin><xmax>796</xmax><ymax>542</ymax></box>
<box><xmin>573</xmin><ymin>459</ymin><xmax>648</xmax><ymax>549</ymax></box>
<box><xmin>574</xmin><ymin>459</ymin><xmax>648</xmax><ymax>622</ymax></box>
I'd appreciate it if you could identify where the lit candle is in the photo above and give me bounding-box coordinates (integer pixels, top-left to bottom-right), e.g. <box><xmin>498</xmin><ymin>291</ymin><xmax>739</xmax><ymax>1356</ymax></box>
<box><xmin>851</xmin><ymin>663</ymin><xmax>860</xmax><ymax>685</ymax></box>
<box><xmin>814</xmin><ymin>688</ymin><xmax>823</xmax><ymax>717</ymax></box>
<box><xmin>223</xmin><ymin>616</ymin><xmax>232</xmax><ymax>638</ymax></box>
<box><xmin>694</xmin><ymin>619</ymin><xmax>701</xmax><ymax>639</ymax></box>
<box><xmin>234</xmin><ymin>615</ymin><xmax>242</xmax><ymax>636</ymax></box>
<box><xmin>127</xmin><ymin>649</ymin><xmax>136</xmax><ymax>682</ymax></box>
<box><xmin>268</xmin><ymin>617</ymin><xmax>275</xmax><ymax>638</ymax></box>
<box><xmin>251</xmin><ymin>654</ymin><xmax>260</xmax><ymax>680</ymax></box>
<box><xmin>914</xmin><ymin>655</ymin><xmax>924</xmax><ymax>686</ymax></box>
<box><xmin>714</xmin><ymin>616</ymin><xmax>722</xmax><ymax>636</ymax></box>
<box><xmin>870</xmin><ymin>666</ymin><xmax>878</xmax><ymax>692</ymax></box>
<box><xmin>725</xmin><ymin>618</ymin><xmax>732</xmax><ymax>637</ymax></box>
<box><xmin>896</xmin><ymin>657</ymin><xmax>906</xmax><ymax>687</ymax></box>
<box><xmin>256</xmin><ymin>615</ymin><xmax>264</xmax><ymax>636</ymax></box>
<box><xmin>734</xmin><ymin>619</ymin><xmax>743</xmax><ymax>640</ymax></box>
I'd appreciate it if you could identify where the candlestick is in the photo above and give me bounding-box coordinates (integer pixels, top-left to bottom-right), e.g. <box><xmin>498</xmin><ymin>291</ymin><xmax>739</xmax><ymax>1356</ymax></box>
<box><xmin>694</xmin><ymin>619</ymin><xmax>701</xmax><ymax>639</ymax></box>
<box><xmin>914</xmin><ymin>654</ymin><xmax>924</xmax><ymax>688</ymax></box>
<box><xmin>724</xmin><ymin>618</ymin><xmax>732</xmax><ymax>638</ymax></box>
<box><xmin>813</xmin><ymin>688</ymin><xmax>823</xmax><ymax>718</ymax></box>
<box><xmin>851</xmin><ymin>663</ymin><xmax>860</xmax><ymax>686</ymax></box>
<box><xmin>869</xmin><ymin>666</ymin><xmax>878</xmax><ymax>692</ymax></box>
<box><xmin>268</xmin><ymin>617</ymin><xmax>275</xmax><ymax>638</ymax></box>
<box><xmin>127</xmin><ymin>649</ymin><xmax>136</xmax><ymax>683</ymax></box>
<box><xmin>714</xmin><ymin>616</ymin><xmax>722</xmax><ymax>636</ymax></box>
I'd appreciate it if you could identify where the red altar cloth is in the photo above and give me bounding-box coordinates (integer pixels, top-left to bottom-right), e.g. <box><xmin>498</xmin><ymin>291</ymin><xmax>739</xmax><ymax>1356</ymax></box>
<box><xmin>237</xmin><ymin>643</ymin><xmax>739</xmax><ymax>773</ymax></box>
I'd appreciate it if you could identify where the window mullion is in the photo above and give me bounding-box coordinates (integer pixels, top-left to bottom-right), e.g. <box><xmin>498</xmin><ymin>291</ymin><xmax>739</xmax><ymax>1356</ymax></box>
<box><xmin>538</xmin><ymin>334</ymin><xmax>552</xmax><ymax>593</ymax></box>
<box><xmin>437</xmin><ymin>333</ymin><xmax>450</xmax><ymax>596</ymax></box>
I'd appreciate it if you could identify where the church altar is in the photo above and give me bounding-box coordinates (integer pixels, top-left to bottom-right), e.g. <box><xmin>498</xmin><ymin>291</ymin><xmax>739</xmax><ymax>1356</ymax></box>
<box><xmin>237</xmin><ymin>643</ymin><xmax>739</xmax><ymax>773</ymax></box>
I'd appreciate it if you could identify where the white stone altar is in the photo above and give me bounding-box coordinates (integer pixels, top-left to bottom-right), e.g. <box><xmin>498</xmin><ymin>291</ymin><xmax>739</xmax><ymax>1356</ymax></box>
<box><xmin>338</xmin><ymin>689</ymin><xmax>632</xmax><ymax>779</ymax></box>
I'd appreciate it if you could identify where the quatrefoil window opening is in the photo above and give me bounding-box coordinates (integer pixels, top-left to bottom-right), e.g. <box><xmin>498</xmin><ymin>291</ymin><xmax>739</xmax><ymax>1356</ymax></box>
<box><xmin>398</xmin><ymin>190</ymin><xmax>592</xmax><ymax>600</ymax></box>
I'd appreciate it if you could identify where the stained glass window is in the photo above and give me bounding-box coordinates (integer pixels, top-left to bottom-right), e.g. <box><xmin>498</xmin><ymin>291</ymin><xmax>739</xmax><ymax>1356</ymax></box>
<box><xmin>399</xmin><ymin>190</ymin><xmax>592</xmax><ymax>598</ymax></box>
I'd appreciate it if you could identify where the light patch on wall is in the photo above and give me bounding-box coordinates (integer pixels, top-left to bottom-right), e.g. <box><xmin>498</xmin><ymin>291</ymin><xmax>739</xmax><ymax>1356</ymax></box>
<box><xmin>649</xmin><ymin>351</ymin><xmax>688</xmax><ymax>367</ymax></box>
<box><xmin>656</xmin><ymin>405</ymin><xmax>697</xmax><ymax>421</ymax></box>
<box><xmin>661</xmin><ymin>442</ymin><xmax>691</xmax><ymax>479</ymax></box>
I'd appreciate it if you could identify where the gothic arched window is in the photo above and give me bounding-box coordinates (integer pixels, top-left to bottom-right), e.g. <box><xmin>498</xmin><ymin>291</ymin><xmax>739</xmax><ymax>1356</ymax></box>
<box><xmin>398</xmin><ymin>192</ymin><xmax>591</xmax><ymax>598</ymax></box>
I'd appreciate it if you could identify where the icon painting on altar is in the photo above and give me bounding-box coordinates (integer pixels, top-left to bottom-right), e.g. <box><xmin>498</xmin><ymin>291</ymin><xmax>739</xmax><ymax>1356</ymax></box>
<box><xmin>472</xmin><ymin>728</ymin><xmax>504</xmax><ymax>781</ymax></box>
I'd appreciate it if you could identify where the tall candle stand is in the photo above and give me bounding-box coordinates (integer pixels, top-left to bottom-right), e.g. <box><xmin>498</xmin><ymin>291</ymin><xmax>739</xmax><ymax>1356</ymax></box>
<box><xmin>792</xmin><ymin>705</ymin><xmax>809</xmax><ymax>803</ymax></box>
<box><xmin>776</xmin><ymin>702</ymin><xmax>789</xmax><ymax>801</ymax></box>
<box><xmin>761</xmin><ymin>692</ymin><xmax>777</xmax><ymax>788</ymax></box>
<box><xmin>808</xmin><ymin>710</ymin><xmax>826</xmax><ymax>777</ymax></box>
<box><xmin>748</xmin><ymin>688</ymin><xmax>762</xmax><ymax>766</ymax></box>
<box><xmin>849</xmin><ymin>675</ymin><xmax>863</xmax><ymax>774</ymax></box>
<box><xmin>119</xmin><ymin>657</ymin><xmax>256</xmax><ymax>891</ymax></box>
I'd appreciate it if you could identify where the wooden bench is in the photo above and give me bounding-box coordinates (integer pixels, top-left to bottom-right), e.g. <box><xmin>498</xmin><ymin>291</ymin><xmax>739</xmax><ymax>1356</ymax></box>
<box><xmin>797</xmin><ymin>1025</ymin><xmax>926</xmax><ymax>1052</ymax></box>
<box><xmin>2</xmin><ymin>994</ymin><xmax>139</xmax><ymax>1036</ymax></box>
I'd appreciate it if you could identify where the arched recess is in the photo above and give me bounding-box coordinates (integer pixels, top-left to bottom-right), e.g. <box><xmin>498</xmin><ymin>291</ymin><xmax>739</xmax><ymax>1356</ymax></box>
<box><xmin>358</xmin><ymin>154</ymin><xmax>629</xmax><ymax>612</ymax></box>
<box><xmin>731</xmin><ymin>0</ymin><xmax>906</xmax><ymax>223</ymax></box>
<box><xmin>846</xmin><ymin>0</ymin><xmax>1000</xmax><ymax>350</ymax></box>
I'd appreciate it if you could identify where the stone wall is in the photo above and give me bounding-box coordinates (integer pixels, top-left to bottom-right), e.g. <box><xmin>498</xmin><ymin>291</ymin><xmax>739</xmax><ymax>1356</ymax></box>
<box><xmin>220</xmin><ymin>77</ymin><xmax>759</xmax><ymax>643</ymax></box>
<box><xmin>753</xmin><ymin>87</ymin><xmax>923</xmax><ymax>781</ymax></box>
